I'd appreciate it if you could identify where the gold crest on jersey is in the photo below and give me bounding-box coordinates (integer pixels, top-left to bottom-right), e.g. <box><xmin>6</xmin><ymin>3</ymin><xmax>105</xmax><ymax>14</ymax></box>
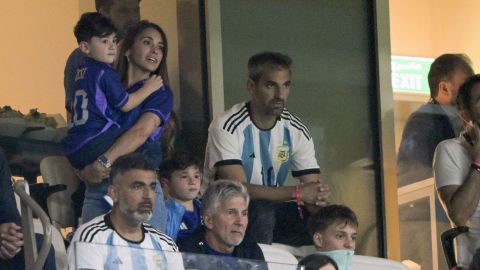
<box><xmin>275</xmin><ymin>145</ymin><xmax>289</xmax><ymax>162</ymax></box>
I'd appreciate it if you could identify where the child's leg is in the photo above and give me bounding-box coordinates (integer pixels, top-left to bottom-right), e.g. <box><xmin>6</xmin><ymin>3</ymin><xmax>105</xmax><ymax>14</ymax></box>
<box><xmin>66</xmin><ymin>127</ymin><xmax>123</xmax><ymax>224</ymax></box>
<box><xmin>136</xmin><ymin>139</ymin><xmax>163</xmax><ymax>167</ymax></box>
<box><xmin>148</xmin><ymin>180</ymin><xmax>167</xmax><ymax>231</ymax></box>
<box><xmin>137</xmin><ymin>140</ymin><xmax>167</xmax><ymax>231</ymax></box>
<box><xmin>66</xmin><ymin>127</ymin><xmax>124</xmax><ymax>169</ymax></box>
<box><xmin>80</xmin><ymin>181</ymin><xmax>111</xmax><ymax>224</ymax></box>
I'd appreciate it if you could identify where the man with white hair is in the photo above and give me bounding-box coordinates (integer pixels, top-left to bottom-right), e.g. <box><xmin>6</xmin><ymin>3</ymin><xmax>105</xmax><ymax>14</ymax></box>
<box><xmin>67</xmin><ymin>153</ymin><xmax>179</xmax><ymax>269</ymax></box>
<box><xmin>177</xmin><ymin>180</ymin><xmax>266</xmax><ymax>266</ymax></box>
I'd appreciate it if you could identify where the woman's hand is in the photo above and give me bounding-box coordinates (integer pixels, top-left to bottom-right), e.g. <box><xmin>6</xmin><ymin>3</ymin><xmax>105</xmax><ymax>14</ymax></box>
<box><xmin>77</xmin><ymin>161</ymin><xmax>110</xmax><ymax>185</ymax></box>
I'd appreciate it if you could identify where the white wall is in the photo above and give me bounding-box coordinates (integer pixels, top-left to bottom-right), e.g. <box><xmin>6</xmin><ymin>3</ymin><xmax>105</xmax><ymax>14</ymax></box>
<box><xmin>0</xmin><ymin>0</ymin><xmax>180</xmax><ymax>120</ymax></box>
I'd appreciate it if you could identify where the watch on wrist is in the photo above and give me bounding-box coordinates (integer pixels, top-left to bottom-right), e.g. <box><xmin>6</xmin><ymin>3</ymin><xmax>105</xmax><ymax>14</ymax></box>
<box><xmin>97</xmin><ymin>155</ymin><xmax>111</xmax><ymax>168</ymax></box>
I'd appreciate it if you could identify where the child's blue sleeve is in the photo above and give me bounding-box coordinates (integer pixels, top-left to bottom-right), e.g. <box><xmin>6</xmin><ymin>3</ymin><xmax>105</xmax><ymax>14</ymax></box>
<box><xmin>101</xmin><ymin>68</ymin><xmax>128</xmax><ymax>109</ymax></box>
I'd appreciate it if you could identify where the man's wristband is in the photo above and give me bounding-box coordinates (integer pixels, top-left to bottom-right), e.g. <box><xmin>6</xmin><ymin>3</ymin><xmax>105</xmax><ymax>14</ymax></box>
<box><xmin>97</xmin><ymin>155</ymin><xmax>111</xmax><ymax>168</ymax></box>
<box><xmin>295</xmin><ymin>184</ymin><xmax>304</xmax><ymax>220</ymax></box>
<box><xmin>473</xmin><ymin>160</ymin><xmax>480</xmax><ymax>169</ymax></box>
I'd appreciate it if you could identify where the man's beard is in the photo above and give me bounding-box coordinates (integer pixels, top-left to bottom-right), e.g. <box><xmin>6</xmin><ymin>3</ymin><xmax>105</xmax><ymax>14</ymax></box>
<box><xmin>118</xmin><ymin>200</ymin><xmax>153</xmax><ymax>224</ymax></box>
<box><xmin>269</xmin><ymin>99</ymin><xmax>285</xmax><ymax>116</ymax></box>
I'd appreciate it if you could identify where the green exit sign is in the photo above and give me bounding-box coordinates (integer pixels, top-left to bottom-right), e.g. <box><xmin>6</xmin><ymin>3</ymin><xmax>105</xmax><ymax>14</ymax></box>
<box><xmin>391</xmin><ymin>55</ymin><xmax>433</xmax><ymax>94</ymax></box>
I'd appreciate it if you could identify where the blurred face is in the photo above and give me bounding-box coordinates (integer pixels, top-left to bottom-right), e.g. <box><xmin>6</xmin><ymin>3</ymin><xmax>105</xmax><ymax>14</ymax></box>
<box><xmin>127</xmin><ymin>27</ymin><xmax>164</xmax><ymax>75</ymax></box>
<box><xmin>204</xmin><ymin>196</ymin><xmax>248</xmax><ymax>253</ymax></box>
<box><xmin>467</xmin><ymin>83</ymin><xmax>480</xmax><ymax>124</ymax></box>
<box><xmin>82</xmin><ymin>33</ymin><xmax>117</xmax><ymax>64</ymax></box>
<box><xmin>104</xmin><ymin>0</ymin><xmax>140</xmax><ymax>38</ymax></box>
<box><xmin>313</xmin><ymin>223</ymin><xmax>357</xmax><ymax>251</ymax></box>
<box><xmin>110</xmin><ymin>169</ymin><xmax>157</xmax><ymax>224</ymax></box>
<box><xmin>167</xmin><ymin>165</ymin><xmax>201</xmax><ymax>202</ymax></box>
<box><xmin>449</xmin><ymin>69</ymin><xmax>472</xmax><ymax>104</ymax></box>
<box><xmin>248</xmin><ymin>67</ymin><xmax>291</xmax><ymax>118</ymax></box>
<box><xmin>319</xmin><ymin>264</ymin><xmax>337</xmax><ymax>270</ymax></box>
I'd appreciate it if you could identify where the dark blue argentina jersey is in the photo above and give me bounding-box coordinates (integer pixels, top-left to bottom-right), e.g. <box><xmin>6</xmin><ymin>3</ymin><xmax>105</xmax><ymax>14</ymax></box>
<box><xmin>62</xmin><ymin>57</ymin><xmax>128</xmax><ymax>155</ymax></box>
<box><xmin>124</xmin><ymin>80</ymin><xmax>173</xmax><ymax>141</ymax></box>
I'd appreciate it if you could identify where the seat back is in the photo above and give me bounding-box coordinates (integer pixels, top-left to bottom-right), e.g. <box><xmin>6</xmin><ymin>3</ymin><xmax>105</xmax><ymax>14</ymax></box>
<box><xmin>258</xmin><ymin>243</ymin><xmax>298</xmax><ymax>269</ymax></box>
<box><xmin>13</xmin><ymin>180</ymin><xmax>52</xmax><ymax>270</ymax></box>
<box><xmin>271</xmin><ymin>242</ymin><xmax>316</xmax><ymax>258</ymax></box>
<box><xmin>40</xmin><ymin>156</ymin><xmax>81</xmax><ymax>228</ymax></box>
<box><xmin>352</xmin><ymin>255</ymin><xmax>410</xmax><ymax>270</ymax></box>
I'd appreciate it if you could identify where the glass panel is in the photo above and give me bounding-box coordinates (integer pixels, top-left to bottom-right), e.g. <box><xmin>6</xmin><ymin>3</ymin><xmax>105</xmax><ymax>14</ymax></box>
<box><xmin>73</xmin><ymin>241</ymin><xmax>298</xmax><ymax>270</ymax></box>
<box><xmin>219</xmin><ymin>0</ymin><xmax>380</xmax><ymax>256</ymax></box>
<box><xmin>399</xmin><ymin>197</ymin><xmax>433</xmax><ymax>269</ymax></box>
<box><xmin>397</xmin><ymin>177</ymin><xmax>450</xmax><ymax>270</ymax></box>
<box><xmin>388</xmin><ymin>1</ymin><xmax>480</xmax><ymax>269</ymax></box>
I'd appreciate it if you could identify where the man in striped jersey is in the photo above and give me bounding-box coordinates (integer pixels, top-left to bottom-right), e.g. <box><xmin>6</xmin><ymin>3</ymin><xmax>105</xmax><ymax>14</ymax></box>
<box><xmin>67</xmin><ymin>153</ymin><xmax>180</xmax><ymax>269</ymax></box>
<box><xmin>204</xmin><ymin>52</ymin><xmax>331</xmax><ymax>246</ymax></box>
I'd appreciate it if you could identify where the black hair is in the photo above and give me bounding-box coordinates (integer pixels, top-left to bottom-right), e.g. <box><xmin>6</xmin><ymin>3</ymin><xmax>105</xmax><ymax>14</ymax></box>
<box><xmin>248</xmin><ymin>51</ymin><xmax>292</xmax><ymax>82</ymax></box>
<box><xmin>428</xmin><ymin>53</ymin><xmax>473</xmax><ymax>98</ymax></box>
<box><xmin>110</xmin><ymin>153</ymin><xmax>156</xmax><ymax>184</ymax></box>
<box><xmin>116</xmin><ymin>20</ymin><xmax>169</xmax><ymax>85</ymax></box>
<box><xmin>158</xmin><ymin>150</ymin><xmax>200</xmax><ymax>180</ymax></box>
<box><xmin>162</xmin><ymin>111</ymin><xmax>179</xmax><ymax>160</ymax></box>
<box><xmin>308</xmin><ymin>204</ymin><xmax>358</xmax><ymax>236</ymax></box>
<box><xmin>95</xmin><ymin>0</ymin><xmax>114</xmax><ymax>11</ymax></box>
<box><xmin>74</xmin><ymin>12</ymin><xmax>117</xmax><ymax>43</ymax></box>
<box><xmin>298</xmin><ymin>253</ymin><xmax>339</xmax><ymax>270</ymax></box>
<box><xmin>457</xmin><ymin>74</ymin><xmax>480</xmax><ymax>111</ymax></box>
<box><xmin>95</xmin><ymin>0</ymin><xmax>141</xmax><ymax>12</ymax></box>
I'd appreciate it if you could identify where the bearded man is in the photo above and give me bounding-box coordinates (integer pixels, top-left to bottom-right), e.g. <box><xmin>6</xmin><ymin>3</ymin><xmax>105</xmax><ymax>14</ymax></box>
<box><xmin>67</xmin><ymin>153</ymin><xmax>179</xmax><ymax>269</ymax></box>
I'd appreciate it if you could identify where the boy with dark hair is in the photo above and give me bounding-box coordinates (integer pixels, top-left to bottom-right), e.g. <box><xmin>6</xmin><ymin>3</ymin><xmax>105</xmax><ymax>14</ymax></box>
<box><xmin>309</xmin><ymin>204</ymin><xmax>358</xmax><ymax>270</ymax></box>
<box><xmin>62</xmin><ymin>12</ymin><xmax>162</xmax><ymax>170</ymax></box>
<box><xmin>159</xmin><ymin>151</ymin><xmax>202</xmax><ymax>241</ymax></box>
<box><xmin>65</xmin><ymin>0</ymin><xmax>142</xmax><ymax>111</ymax></box>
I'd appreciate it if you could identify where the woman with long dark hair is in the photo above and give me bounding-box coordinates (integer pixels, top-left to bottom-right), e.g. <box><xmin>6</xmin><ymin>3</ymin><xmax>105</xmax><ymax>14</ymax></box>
<box><xmin>80</xmin><ymin>21</ymin><xmax>173</xmax><ymax>231</ymax></box>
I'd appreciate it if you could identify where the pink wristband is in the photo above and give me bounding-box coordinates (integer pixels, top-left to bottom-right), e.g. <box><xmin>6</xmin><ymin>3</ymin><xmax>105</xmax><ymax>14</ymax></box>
<box><xmin>472</xmin><ymin>164</ymin><xmax>480</xmax><ymax>173</ymax></box>
<box><xmin>295</xmin><ymin>184</ymin><xmax>304</xmax><ymax>220</ymax></box>
<box><xmin>473</xmin><ymin>160</ymin><xmax>480</xmax><ymax>168</ymax></box>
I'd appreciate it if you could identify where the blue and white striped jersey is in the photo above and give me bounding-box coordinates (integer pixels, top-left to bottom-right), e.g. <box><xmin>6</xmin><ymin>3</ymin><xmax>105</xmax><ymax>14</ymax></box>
<box><xmin>68</xmin><ymin>214</ymin><xmax>181</xmax><ymax>270</ymax></box>
<box><xmin>204</xmin><ymin>102</ymin><xmax>320</xmax><ymax>188</ymax></box>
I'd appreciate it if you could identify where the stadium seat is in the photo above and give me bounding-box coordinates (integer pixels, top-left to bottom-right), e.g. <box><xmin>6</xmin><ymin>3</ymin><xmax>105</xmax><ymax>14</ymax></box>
<box><xmin>40</xmin><ymin>156</ymin><xmax>81</xmax><ymax>229</ymax></box>
<box><xmin>259</xmin><ymin>243</ymin><xmax>298</xmax><ymax>269</ymax></box>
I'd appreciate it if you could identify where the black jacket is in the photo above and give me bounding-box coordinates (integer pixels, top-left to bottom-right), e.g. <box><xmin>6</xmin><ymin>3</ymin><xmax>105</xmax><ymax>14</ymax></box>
<box><xmin>177</xmin><ymin>226</ymin><xmax>267</xmax><ymax>269</ymax></box>
<box><xmin>397</xmin><ymin>100</ymin><xmax>457</xmax><ymax>186</ymax></box>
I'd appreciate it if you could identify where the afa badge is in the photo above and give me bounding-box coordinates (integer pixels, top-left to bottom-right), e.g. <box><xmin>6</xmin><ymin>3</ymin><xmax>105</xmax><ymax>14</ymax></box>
<box><xmin>275</xmin><ymin>145</ymin><xmax>289</xmax><ymax>162</ymax></box>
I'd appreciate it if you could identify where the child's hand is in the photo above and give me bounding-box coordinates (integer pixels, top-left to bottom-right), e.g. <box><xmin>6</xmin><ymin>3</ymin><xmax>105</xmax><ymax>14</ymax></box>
<box><xmin>143</xmin><ymin>75</ymin><xmax>164</xmax><ymax>93</ymax></box>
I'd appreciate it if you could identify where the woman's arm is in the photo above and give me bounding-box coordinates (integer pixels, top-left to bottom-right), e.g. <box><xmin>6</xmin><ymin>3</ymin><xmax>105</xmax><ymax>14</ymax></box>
<box><xmin>103</xmin><ymin>112</ymin><xmax>161</xmax><ymax>162</ymax></box>
<box><xmin>80</xmin><ymin>112</ymin><xmax>161</xmax><ymax>184</ymax></box>
<box><xmin>120</xmin><ymin>76</ymin><xmax>163</xmax><ymax>112</ymax></box>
